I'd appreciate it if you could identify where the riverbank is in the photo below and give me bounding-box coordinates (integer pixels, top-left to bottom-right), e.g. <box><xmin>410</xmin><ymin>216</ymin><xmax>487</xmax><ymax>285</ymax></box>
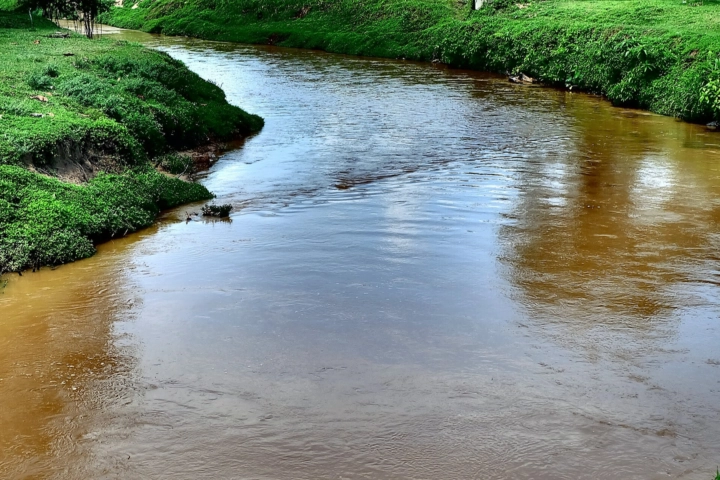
<box><xmin>4</xmin><ymin>29</ymin><xmax>720</xmax><ymax>478</ymax></box>
<box><xmin>103</xmin><ymin>0</ymin><xmax>720</xmax><ymax>124</ymax></box>
<box><xmin>0</xmin><ymin>9</ymin><xmax>263</xmax><ymax>275</ymax></box>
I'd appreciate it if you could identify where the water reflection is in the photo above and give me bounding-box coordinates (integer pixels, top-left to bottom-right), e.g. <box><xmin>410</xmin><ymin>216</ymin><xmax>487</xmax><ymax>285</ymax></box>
<box><xmin>0</xmin><ymin>234</ymin><xmax>143</xmax><ymax>479</ymax></box>
<box><xmin>500</xmin><ymin>103</ymin><xmax>720</xmax><ymax>329</ymax></box>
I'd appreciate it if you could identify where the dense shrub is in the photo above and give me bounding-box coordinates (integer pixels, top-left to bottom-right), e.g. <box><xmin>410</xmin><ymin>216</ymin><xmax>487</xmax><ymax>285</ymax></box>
<box><xmin>155</xmin><ymin>152</ymin><xmax>194</xmax><ymax>174</ymax></box>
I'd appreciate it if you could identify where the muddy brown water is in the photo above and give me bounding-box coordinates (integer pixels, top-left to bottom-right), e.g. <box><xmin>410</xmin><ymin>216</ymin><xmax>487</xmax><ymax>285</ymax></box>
<box><xmin>1</xmin><ymin>27</ymin><xmax>720</xmax><ymax>480</ymax></box>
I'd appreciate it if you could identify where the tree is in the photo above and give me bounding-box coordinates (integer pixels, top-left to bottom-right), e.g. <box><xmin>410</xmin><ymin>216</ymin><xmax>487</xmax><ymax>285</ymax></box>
<box><xmin>19</xmin><ymin>0</ymin><xmax>113</xmax><ymax>38</ymax></box>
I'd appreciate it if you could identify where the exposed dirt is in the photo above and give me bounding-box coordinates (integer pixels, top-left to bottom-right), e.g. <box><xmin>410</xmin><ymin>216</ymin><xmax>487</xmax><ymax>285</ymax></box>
<box><xmin>21</xmin><ymin>140</ymin><xmax>125</xmax><ymax>183</ymax></box>
<box><xmin>23</xmin><ymin>136</ymin><xmax>244</xmax><ymax>184</ymax></box>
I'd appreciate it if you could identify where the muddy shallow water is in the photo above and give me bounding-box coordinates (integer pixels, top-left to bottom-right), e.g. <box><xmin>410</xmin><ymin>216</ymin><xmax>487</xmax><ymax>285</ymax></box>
<box><xmin>1</xmin><ymin>28</ymin><xmax>719</xmax><ymax>479</ymax></box>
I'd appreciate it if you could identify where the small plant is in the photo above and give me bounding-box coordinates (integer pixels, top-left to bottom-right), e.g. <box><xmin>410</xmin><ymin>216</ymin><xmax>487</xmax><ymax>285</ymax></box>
<box><xmin>27</xmin><ymin>71</ymin><xmax>54</xmax><ymax>90</ymax></box>
<box><xmin>714</xmin><ymin>468</ymin><xmax>719</xmax><ymax>480</ymax></box>
<box><xmin>43</xmin><ymin>64</ymin><xmax>60</xmax><ymax>78</ymax></box>
<box><xmin>155</xmin><ymin>152</ymin><xmax>194</xmax><ymax>175</ymax></box>
<box><xmin>201</xmin><ymin>203</ymin><xmax>232</xmax><ymax>217</ymax></box>
<box><xmin>26</xmin><ymin>64</ymin><xmax>61</xmax><ymax>90</ymax></box>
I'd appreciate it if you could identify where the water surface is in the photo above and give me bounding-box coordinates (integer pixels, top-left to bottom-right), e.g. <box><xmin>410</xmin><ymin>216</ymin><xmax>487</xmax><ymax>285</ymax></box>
<box><xmin>1</xmin><ymin>28</ymin><xmax>719</xmax><ymax>479</ymax></box>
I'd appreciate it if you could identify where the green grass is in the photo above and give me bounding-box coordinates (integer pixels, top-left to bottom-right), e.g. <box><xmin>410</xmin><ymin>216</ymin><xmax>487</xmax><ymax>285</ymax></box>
<box><xmin>0</xmin><ymin>165</ymin><xmax>212</xmax><ymax>273</ymax></box>
<box><xmin>0</xmin><ymin>9</ymin><xmax>263</xmax><ymax>274</ymax></box>
<box><xmin>0</xmin><ymin>10</ymin><xmax>262</xmax><ymax>166</ymax></box>
<box><xmin>154</xmin><ymin>152</ymin><xmax>195</xmax><ymax>174</ymax></box>
<box><xmin>103</xmin><ymin>0</ymin><xmax>720</xmax><ymax>123</ymax></box>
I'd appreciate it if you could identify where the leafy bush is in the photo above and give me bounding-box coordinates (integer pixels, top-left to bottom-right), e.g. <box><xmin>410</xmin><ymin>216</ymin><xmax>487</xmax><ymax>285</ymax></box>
<box><xmin>27</xmin><ymin>71</ymin><xmax>55</xmax><ymax>90</ymax></box>
<box><xmin>43</xmin><ymin>63</ymin><xmax>60</xmax><ymax>78</ymax></box>
<box><xmin>201</xmin><ymin>203</ymin><xmax>232</xmax><ymax>217</ymax></box>
<box><xmin>155</xmin><ymin>152</ymin><xmax>194</xmax><ymax>174</ymax></box>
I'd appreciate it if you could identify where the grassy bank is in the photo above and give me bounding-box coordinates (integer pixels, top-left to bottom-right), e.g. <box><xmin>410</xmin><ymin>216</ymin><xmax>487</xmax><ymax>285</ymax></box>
<box><xmin>0</xmin><ymin>166</ymin><xmax>212</xmax><ymax>273</ymax></box>
<box><xmin>0</xmin><ymin>9</ymin><xmax>263</xmax><ymax>275</ymax></box>
<box><xmin>104</xmin><ymin>0</ymin><xmax>720</xmax><ymax>123</ymax></box>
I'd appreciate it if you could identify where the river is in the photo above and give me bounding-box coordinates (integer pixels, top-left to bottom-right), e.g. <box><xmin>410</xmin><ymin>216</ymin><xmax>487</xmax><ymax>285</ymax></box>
<box><xmin>1</xmin><ymin>27</ymin><xmax>719</xmax><ymax>479</ymax></box>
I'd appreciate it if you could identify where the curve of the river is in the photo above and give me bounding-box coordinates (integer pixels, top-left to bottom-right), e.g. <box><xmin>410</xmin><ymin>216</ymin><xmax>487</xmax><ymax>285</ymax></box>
<box><xmin>1</xmin><ymin>26</ymin><xmax>719</xmax><ymax>479</ymax></box>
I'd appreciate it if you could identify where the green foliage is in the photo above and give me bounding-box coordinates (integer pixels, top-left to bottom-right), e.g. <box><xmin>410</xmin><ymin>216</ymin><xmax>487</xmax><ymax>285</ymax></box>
<box><xmin>0</xmin><ymin>165</ymin><xmax>212</xmax><ymax>274</ymax></box>
<box><xmin>155</xmin><ymin>152</ymin><xmax>194</xmax><ymax>174</ymax></box>
<box><xmin>715</xmin><ymin>468</ymin><xmax>720</xmax><ymax>480</ymax></box>
<box><xmin>0</xmin><ymin>0</ymin><xmax>19</xmax><ymax>12</ymax></box>
<box><xmin>103</xmin><ymin>0</ymin><xmax>720</xmax><ymax>123</ymax></box>
<box><xmin>0</xmin><ymin>11</ymin><xmax>263</xmax><ymax>273</ymax></box>
<box><xmin>699</xmin><ymin>58</ymin><xmax>720</xmax><ymax>116</ymax></box>
<box><xmin>27</xmin><ymin>63</ymin><xmax>60</xmax><ymax>90</ymax></box>
<box><xmin>0</xmin><ymin>20</ymin><xmax>263</xmax><ymax>166</ymax></box>
<box><xmin>201</xmin><ymin>203</ymin><xmax>232</xmax><ymax>217</ymax></box>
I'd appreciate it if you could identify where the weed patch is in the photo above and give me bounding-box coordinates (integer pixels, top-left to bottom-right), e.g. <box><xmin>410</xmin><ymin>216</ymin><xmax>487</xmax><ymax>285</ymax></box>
<box><xmin>155</xmin><ymin>152</ymin><xmax>194</xmax><ymax>174</ymax></box>
<box><xmin>201</xmin><ymin>203</ymin><xmax>232</xmax><ymax>217</ymax></box>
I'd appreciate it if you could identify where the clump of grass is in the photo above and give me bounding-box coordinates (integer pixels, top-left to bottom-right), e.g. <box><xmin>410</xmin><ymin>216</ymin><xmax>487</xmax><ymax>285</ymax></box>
<box><xmin>155</xmin><ymin>152</ymin><xmax>194</xmax><ymax>174</ymax></box>
<box><xmin>201</xmin><ymin>203</ymin><xmax>232</xmax><ymax>217</ymax></box>
<box><xmin>27</xmin><ymin>73</ymin><xmax>53</xmax><ymax>90</ymax></box>
<box><xmin>714</xmin><ymin>468</ymin><xmax>719</xmax><ymax>480</ymax></box>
